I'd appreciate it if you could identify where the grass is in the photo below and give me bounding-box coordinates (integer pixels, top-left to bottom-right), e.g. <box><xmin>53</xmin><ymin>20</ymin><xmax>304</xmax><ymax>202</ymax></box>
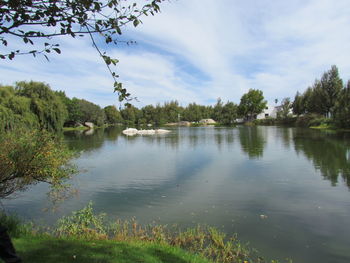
<box><xmin>12</xmin><ymin>235</ymin><xmax>211</xmax><ymax>263</ymax></box>
<box><xmin>62</xmin><ymin>126</ymin><xmax>89</xmax><ymax>131</ymax></box>
<box><xmin>309</xmin><ymin>123</ymin><xmax>334</xmax><ymax>129</ymax></box>
<box><xmin>0</xmin><ymin>204</ymin><xmax>291</xmax><ymax>263</ymax></box>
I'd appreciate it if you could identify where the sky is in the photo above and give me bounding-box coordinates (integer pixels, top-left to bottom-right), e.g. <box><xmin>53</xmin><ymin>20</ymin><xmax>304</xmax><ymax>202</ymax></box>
<box><xmin>1</xmin><ymin>0</ymin><xmax>350</xmax><ymax>108</ymax></box>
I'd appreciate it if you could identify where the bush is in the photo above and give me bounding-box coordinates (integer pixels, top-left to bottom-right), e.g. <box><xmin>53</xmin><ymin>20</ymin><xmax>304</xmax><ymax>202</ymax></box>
<box><xmin>0</xmin><ymin>212</ymin><xmax>32</xmax><ymax>237</ymax></box>
<box><xmin>295</xmin><ymin>113</ymin><xmax>323</xmax><ymax>127</ymax></box>
<box><xmin>0</xmin><ymin>129</ymin><xmax>77</xmax><ymax>200</ymax></box>
<box><xmin>253</xmin><ymin>118</ymin><xmax>276</xmax><ymax>125</ymax></box>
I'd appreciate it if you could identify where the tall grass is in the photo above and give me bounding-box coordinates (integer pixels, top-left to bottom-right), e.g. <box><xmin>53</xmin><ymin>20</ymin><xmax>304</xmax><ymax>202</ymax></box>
<box><xmin>54</xmin><ymin>202</ymin><xmax>291</xmax><ymax>263</ymax></box>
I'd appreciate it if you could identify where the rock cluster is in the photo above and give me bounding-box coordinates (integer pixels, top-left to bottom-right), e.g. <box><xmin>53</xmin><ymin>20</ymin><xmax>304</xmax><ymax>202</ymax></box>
<box><xmin>122</xmin><ymin>128</ymin><xmax>170</xmax><ymax>136</ymax></box>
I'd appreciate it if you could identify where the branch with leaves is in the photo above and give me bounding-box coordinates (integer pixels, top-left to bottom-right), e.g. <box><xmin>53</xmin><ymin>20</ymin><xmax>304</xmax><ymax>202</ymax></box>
<box><xmin>1</xmin><ymin>0</ymin><xmax>163</xmax><ymax>103</ymax></box>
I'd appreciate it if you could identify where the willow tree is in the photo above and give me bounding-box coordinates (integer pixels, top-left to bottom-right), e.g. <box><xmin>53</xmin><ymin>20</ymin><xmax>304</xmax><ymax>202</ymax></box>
<box><xmin>15</xmin><ymin>81</ymin><xmax>68</xmax><ymax>132</ymax></box>
<box><xmin>0</xmin><ymin>85</ymin><xmax>38</xmax><ymax>131</ymax></box>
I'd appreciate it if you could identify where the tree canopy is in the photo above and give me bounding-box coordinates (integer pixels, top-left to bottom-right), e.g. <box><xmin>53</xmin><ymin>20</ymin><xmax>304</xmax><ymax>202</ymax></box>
<box><xmin>238</xmin><ymin>89</ymin><xmax>267</xmax><ymax>121</ymax></box>
<box><xmin>292</xmin><ymin>65</ymin><xmax>343</xmax><ymax>117</ymax></box>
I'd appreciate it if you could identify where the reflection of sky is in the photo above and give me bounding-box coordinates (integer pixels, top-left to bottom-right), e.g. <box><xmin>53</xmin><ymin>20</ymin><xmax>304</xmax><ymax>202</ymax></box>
<box><xmin>3</xmin><ymin>126</ymin><xmax>350</xmax><ymax>263</ymax></box>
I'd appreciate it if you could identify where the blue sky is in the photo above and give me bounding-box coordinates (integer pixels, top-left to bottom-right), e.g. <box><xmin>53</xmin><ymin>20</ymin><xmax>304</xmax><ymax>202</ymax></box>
<box><xmin>1</xmin><ymin>0</ymin><xmax>350</xmax><ymax>108</ymax></box>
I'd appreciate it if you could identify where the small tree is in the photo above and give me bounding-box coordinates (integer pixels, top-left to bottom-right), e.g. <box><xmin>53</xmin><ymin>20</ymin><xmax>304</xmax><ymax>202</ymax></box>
<box><xmin>278</xmin><ymin>97</ymin><xmax>292</xmax><ymax>119</ymax></box>
<box><xmin>0</xmin><ymin>129</ymin><xmax>76</xmax><ymax>200</ymax></box>
<box><xmin>238</xmin><ymin>89</ymin><xmax>267</xmax><ymax>121</ymax></box>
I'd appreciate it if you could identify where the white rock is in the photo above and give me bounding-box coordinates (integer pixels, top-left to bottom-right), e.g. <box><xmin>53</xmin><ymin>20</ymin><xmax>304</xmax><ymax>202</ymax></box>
<box><xmin>122</xmin><ymin>128</ymin><xmax>138</xmax><ymax>135</ymax></box>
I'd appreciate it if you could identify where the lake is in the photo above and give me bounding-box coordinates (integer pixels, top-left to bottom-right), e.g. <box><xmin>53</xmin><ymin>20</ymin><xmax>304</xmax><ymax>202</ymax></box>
<box><xmin>4</xmin><ymin>126</ymin><xmax>350</xmax><ymax>263</ymax></box>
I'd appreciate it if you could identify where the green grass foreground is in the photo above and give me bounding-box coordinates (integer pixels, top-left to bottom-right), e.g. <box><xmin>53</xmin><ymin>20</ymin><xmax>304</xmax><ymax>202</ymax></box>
<box><xmin>1</xmin><ymin>203</ymin><xmax>292</xmax><ymax>263</ymax></box>
<box><xmin>12</xmin><ymin>236</ymin><xmax>211</xmax><ymax>263</ymax></box>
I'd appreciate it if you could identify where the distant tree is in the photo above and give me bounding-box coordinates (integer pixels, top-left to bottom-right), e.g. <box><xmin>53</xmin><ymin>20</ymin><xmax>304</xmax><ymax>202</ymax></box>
<box><xmin>15</xmin><ymin>81</ymin><xmax>67</xmax><ymax>132</ymax></box>
<box><xmin>153</xmin><ymin>104</ymin><xmax>167</xmax><ymax>125</ymax></box>
<box><xmin>142</xmin><ymin>105</ymin><xmax>156</xmax><ymax>124</ymax></box>
<box><xmin>104</xmin><ymin>105</ymin><xmax>123</xmax><ymax>124</ymax></box>
<box><xmin>303</xmin><ymin>84</ymin><xmax>324</xmax><ymax>115</ymax></box>
<box><xmin>183</xmin><ymin>103</ymin><xmax>203</xmax><ymax>122</ymax></box>
<box><xmin>333</xmin><ymin>81</ymin><xmax>350</xmax><ymax>128</ymax></box>
<box><xmin>238</xmin><ymin>89</ymin><xmax>267</xmax><ymax>121</ymax></box>
<box><xmin>292</xmin><ymin>92</ymin><xmax>304</xmax><ymax>116</ymax></box>
<box><xmin>77</xmin><ymin>99</ymin><xmax>105</xmax><ymax>126</ymax></box>
<box><xmin>220</xmin><ymin>102</ymin><xmax>238</xmax><ymax>125</ymax></box>
<box><xmin>277</xmin><ymin>97</ymin><xmax>292</xmax><ymax>119</ymax></box>
<box><xmin>319</xmin><ymin>65</ymin><xmax>343</xmax><ymax>117</ymax></box>
<box><xmin>0</xmin><ymin>85</ymin><xmax>38</xmax><ymax>131</ymax></box>
<box><xmin>163</xmin><ymin>101</ymin><xmax>182</xmax><ymax>123</ymax></box>
<box><xmin>212</xmin><ymin>98</ymin><xmax>224</xmax><ymax>122</ymax></box>
<box><xmin>120</xmin><ymin>105</ymin><xmax>140</xmax><ymax>126</ymax></box>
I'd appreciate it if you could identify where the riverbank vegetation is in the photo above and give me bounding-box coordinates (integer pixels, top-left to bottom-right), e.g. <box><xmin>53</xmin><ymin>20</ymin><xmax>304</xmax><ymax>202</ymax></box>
<box><xmin>290</xmin><ymin>65</ymin><xmax>350</xmax><ymax>129</ymax></box>
<box><xmin>1</xmin><ymin>204</ymin><xmax>291</xmax><ymax>263</ymax></box>
<box><xmin>2</xmin><ymin>65</ymin><xmax>349</xmax><ymax>131</ymax></box>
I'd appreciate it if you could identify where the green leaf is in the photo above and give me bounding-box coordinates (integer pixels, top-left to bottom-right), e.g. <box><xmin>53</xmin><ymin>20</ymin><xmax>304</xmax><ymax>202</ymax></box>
<box><xmin>133</xmin><ymin>19</ymin><xmax>140</xmax><ymax>27</ymax></box>
<box><xmin>53</xmin><ymin>48</ymin><xmax>61</xmax><ymax>54</ymax></box>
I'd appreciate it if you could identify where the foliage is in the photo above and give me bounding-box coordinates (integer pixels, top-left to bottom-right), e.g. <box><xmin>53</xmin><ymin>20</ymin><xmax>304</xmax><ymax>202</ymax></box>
<box><xmin>238</xmin><ymin>89</ymin><xmax>267</xmax><ymax>121</ymax></box>
<box><xmin>76</xmin><ymin>99</ymin><xmax>106</xmax><ymax>126</ymax></box>
<box><xmin>182</xmin><ymin>103</ymin><xmax>204</xmax><ymax>122</ymax></box>
<box><xmin>292</xmin><ymin>92</ymin><xmax>304</xmax><ymax>116</ymax></box>
<box><xmin>104</xmin><ymin>105</ymin><xmax>123</xmax><ymax>124</ymax></box>
<box><xmin>56</xmin><ymin>201</ymin><xmax>107</xmax><ymax>239</ymax></box>
<box><xmin>292</xmin><ymin>65</ymin><xmax>343</xmax><ymax>117</ymax></box>
<box><xmin>0</xmin><ymin>212</ymin><xmax>32</xmax><ymax>238</ymax></box>
<box><xmin>162</xmin><ymin>101</ymin><xmax>182</xmax><ymax>123</ymax></box>
<box><xmin>55</xmin><ymin>91</ymin><xmax>83</xmax><ymax>126</ymax></box>
<box><xmin>295</xmin><ymin>113</ymin><xmax>324</xmax><ymax>127</ymax></box>
<box><xmin>253</xmin><ymin>118</ymin><xmax>276</xmax><ymax>126</ymax></box>
<box><xmin>0</xmin><ymin>129</ymin><xmax>76</xmax><ymax>199</ymax></box>
<box><xmin>15</xmin><ymin>81</ymin><xmax>68</xmax><ymax>132</ymax></box>
<box><xmin>277</xmin><ymin>97</ymin><xmax>292</xmax><ymax>119</ymax></box>
<box><xmin>220</xmin><ymin>101</ymin><xmax>238</xmax><ymax>125</ymax></box>
<box><xmin>0</xmin><ymin>85</ymin><xmax>38</xmax><ymax>131</ymax></box>
<box><xmin>54</xmin><ymin>203</ymin><xmax>260</xmax><ymax>263</ymax></box>
<box><xmin>333</xmin><ymin>80</ymin><xmax>350</xmax><ymax>128</ymax></box>
<box><xmin>319</xmin><ymin>65</ymin><xmax>343</xmax><ymax>116</ymax></box>
<box><xmin>0</xmin><ymin>0</ymin><xmax>164</xmax><ymax>102</ymax></box>
<box><xmin>120</xmin><ymin>104</ymin><xmax>140</xmax><ymax>126</ymax></box>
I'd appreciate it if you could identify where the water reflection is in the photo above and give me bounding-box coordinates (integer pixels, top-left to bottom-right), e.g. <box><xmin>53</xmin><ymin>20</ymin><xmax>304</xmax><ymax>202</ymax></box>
<box><xmin>238</xmin><ymin>126</ymin><xmax>266</xmax><ymax>159</ymax></box>
<box><xmin>63</xmin><ymin>126</ymin><xmax>350</xmax><ymax>189</ymax></box>
<box><xmin>292</xmin><ymin>129</ymin><xmax>350</xmax><ymax>188</ymax></box>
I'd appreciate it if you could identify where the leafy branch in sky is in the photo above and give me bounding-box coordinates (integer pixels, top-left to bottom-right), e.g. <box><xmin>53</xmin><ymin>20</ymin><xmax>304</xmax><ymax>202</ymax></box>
<box><xmin>0</xmin><ymin>0</ymin><xmax>164</xmax><ymax>103</ymax></box>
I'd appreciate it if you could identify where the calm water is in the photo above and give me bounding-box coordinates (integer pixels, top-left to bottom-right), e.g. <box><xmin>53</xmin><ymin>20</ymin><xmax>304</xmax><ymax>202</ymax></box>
<box><xmin>4</xmin><ymin>126</ymin><xmax>350</xmax><ymax>263</ymax></box>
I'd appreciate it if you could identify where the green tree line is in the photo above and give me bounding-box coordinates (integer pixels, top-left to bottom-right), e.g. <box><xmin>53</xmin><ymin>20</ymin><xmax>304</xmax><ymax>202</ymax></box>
<box><xmin>1</xmin><ymin>81</ymin><xmax>260</xmax><ymax>130</ymax></box>
<box><xmin>292</xmin><ymin>65</ymin><xmax>350</xmax><ymax>128</ymax></box>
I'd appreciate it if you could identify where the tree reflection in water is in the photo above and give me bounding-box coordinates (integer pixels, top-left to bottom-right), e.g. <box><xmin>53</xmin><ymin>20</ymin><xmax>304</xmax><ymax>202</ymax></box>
<box><xmin>292</xmin><ymin>129</ymin><xmax>350</xmax><ymax>188</ymax></box>
<box><xmin>238</xmin><ymin>126</ymin><xmax>266</xmax><ymax>159</ymax></box>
